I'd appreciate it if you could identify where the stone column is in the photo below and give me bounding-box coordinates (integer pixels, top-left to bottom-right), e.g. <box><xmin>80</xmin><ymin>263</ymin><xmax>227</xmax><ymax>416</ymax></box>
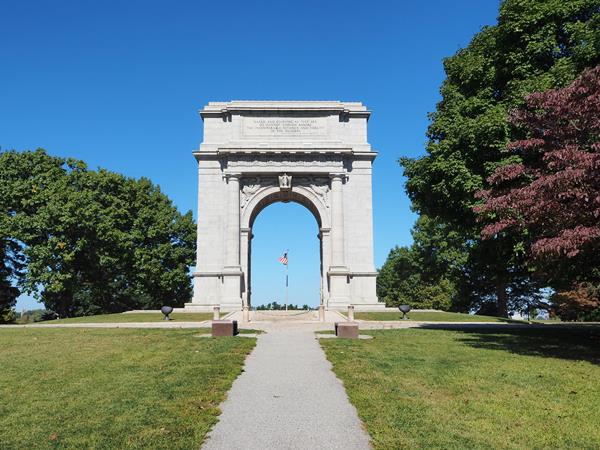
<box><xmin>189</xmin><ymin>157</ymin><xmax>224</xmax><ymax>310</ymax></box>
<box><xmin>225</xmin><ymin>174</ymin><xmax>241</xmax><ymax>267</ymax></box>
<box><xmin>330</xmin><ymin>174</ymin><xmax>346</xmax><ymax>267</ymax></box>
<box><xmin>319</xmin><ymin>227</ymin><xmax>331</xmax><ymax>307</ymax></box>
<box><xmin>240</xmin><ymin>227</ymin><xmax>251</xmax><ymax>309</ymax></box>
<box><xmin>222</xmin><ymin>173</ymin><xmax>243</xmax><ymax>309</ymax></box>
<box><xmin>327</xmin><ymin>173</ymin><xmax>350</xmax><ymax>308</ymax></box>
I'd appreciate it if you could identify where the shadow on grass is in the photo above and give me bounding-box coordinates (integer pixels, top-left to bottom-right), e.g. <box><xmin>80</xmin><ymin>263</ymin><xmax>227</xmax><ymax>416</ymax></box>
<box><xmin>420</xmin><ymin>323</ymin><xmax>600</xmax><ymax>365</ymax></box>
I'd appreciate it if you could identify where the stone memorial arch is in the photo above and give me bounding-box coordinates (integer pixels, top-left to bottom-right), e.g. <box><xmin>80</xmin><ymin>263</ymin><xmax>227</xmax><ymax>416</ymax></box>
<box><xmin>185</xmin><ymin>101</ymin><xmax>383</xmax><ymax>312</ymax></box>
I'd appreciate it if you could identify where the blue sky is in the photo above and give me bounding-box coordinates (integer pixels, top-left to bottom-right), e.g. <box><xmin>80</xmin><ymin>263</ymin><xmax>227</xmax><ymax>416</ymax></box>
<box><xmin>1</xmin><ymin>0</ymin><xmax>500</xmax><ymax>309</ymax></box>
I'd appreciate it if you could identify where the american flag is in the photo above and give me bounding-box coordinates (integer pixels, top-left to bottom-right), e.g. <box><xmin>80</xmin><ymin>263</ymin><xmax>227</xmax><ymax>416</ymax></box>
<box><xmin>278</xmin><ymin>252</ymin><xmax>288</xmax><ymax>265</ymax></box>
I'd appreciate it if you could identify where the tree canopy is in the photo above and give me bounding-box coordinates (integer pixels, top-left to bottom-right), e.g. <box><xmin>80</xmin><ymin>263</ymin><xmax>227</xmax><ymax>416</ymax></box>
<box><xmin>396</xmin><ymin>0</ymin><xmax>600</xmax><ymax>316</ymax></box>
<box><xmin>376</xmin><ymin>216</ymin><xmax>461</xmax><ymax>311</ymax></box>
<box><xmin>477</xmin><ymin>65</ymin><xmax>600</xmax><ymax>319</ymax></box>
<box><xmin>0</xmin><ymin>149</ymin><xmax>196</xmax><ymax>318</ymax></box>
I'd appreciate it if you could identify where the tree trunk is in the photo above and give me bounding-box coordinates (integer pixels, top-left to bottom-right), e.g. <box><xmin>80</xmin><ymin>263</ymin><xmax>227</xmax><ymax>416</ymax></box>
<box><xmin>496</xmin><ymin>282</ymin><xmax>508</xmax><ymax>318</ymax></box>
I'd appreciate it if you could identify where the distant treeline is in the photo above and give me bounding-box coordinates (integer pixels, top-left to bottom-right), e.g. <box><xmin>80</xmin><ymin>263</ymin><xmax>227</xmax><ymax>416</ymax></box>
<box><xmin>14</xmin><ymin>309</ymin><xmax>56</xmax><ymax>324</ymax></box>
<box><xmin>255</xmin><ymin>302</ymin><xmax>311</xmax><ymax>311</ymax></box>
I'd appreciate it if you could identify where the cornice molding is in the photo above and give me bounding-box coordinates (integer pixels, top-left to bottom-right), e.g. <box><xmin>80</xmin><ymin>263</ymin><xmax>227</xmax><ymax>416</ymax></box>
<box><xmin>199</xmin><ymin>101</ymin><xmax>371</xmax><ymax>120</ymax></box>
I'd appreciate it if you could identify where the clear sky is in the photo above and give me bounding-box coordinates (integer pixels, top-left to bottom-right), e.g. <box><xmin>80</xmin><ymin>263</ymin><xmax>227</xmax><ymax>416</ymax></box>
<box><xmin>1</xmin><ymin>0</ymin><xmax>500</xmax><ymax>309</ymax></box>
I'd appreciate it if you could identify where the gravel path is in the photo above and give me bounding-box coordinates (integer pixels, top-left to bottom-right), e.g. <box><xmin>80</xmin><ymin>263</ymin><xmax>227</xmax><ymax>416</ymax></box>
<box><xmin>201</xmin><ymin>327</ymin><xmax>371</xmax><ymax>450</ymax></box>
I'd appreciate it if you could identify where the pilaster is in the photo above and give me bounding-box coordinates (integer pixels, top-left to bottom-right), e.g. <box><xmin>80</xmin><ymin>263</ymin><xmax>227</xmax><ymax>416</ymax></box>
<box><xmin>327</xmin><ymin>172</ymin><xmax>350</xmax><ymax>306</ymax></box>
<box><xmin>222</xmin><ymin>172</ymin><xmax>243</xmax><ymax>308</ymax></box>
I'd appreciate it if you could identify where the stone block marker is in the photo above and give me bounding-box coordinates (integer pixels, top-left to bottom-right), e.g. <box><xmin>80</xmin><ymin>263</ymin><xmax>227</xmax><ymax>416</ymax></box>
<box><xmin>212</xmin><ymin>320</ymin><xmax>238</xmax><ymax>337</ymax></box>
<box><xmin>335</xmin><ymin>322</ymin><xmax>359</xmax><ymax>339</ymax></box>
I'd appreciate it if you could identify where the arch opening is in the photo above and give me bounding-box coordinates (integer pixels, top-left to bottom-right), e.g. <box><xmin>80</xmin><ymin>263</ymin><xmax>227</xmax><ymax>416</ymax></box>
<box><xmin>242</xmin><ymin>188</ymin><xmax>328</xmax><ymax>310</ymax></box>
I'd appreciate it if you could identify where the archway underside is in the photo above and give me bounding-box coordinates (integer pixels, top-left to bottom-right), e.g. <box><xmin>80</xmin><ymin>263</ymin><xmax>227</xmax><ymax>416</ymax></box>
<box><xmin>248</xmin><ymin>190</ymin><xmax>323</xmax><ymax>229</ymax></box>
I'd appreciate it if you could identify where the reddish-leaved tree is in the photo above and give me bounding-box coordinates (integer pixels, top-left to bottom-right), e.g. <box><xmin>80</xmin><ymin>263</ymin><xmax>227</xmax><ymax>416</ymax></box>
<box><xmin>476</xmin><ymin>65</ymin><xmax>600</xmax><ymax>313</ymax></box>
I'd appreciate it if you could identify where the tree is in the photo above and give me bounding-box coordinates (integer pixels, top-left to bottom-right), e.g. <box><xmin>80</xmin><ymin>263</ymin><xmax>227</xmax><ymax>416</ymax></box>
<box><xmin>377</xmin><ymin>246</ymin><xmax>420</xmax><ymax>306</ymax></box>
<box><xmin>377</xmin><ymin>245</ymin><xmax>456</xmax><ymax>311</ymax></box>
<box><xmin>552</xmin><ymin>284</ymin><xmax>599</xmax><ymax>321</ymax></box>
<box><xmin>377</xmin><ymin>213</ymin><xmax>543</xmax><ymax>314</ymax></box>
<box><xmin>477</xmin><ymin>65</ymin><xmax>600</xmax><ymax>318</ymax></box>
<box><xmin>0</xmin><ymin>240</ymin><xmax>22</xmax><ymax>322</ymax></box>
<box><xmin>0</xmin><ymin>149</ymin><xmax>74</xmax><ymax>319</ymax></box>
<box><xmin>0</xmin><ymin>149</ymin><xmax>196</xmax><ymax>317</ymax></box>
<box><xmin>400</xmin><ymin>0</ymin><xmax>600</xmax><ymax>315</ymax></box>
<box><xmin>377</xmin><ymin>216</ymin><xmax>463</xmax><ymax>310</ymax></box>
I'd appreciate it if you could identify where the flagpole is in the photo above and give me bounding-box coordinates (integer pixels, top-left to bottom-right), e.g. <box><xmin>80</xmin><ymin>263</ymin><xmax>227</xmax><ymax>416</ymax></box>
<box><xmin>285</xmin><ymin>249</ymin><xmax>289</xmax><ymax>311</ymax></box>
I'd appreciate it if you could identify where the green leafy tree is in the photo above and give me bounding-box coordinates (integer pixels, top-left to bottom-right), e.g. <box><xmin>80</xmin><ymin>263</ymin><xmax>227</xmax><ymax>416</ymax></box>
<box><xmin>1</xmin><ymin>149</ymin><xmax>196</xmax><ymax>317</ymax></box>
<box><xmin>0</xmin><ymin>149</ymin><xmax>74</xmax><ymax>319</ymax></box>
<box><xmin>377</xmin><ymin>216</ymin><xmax>464</xmax><ymax>310</ymax></box>
<box><xmin>377</xmin><ymin>246</ymin><xmax>420</xmax><ymax>306</ymax></box>
<box><xmin>0</xmin><ymin>240</ymin><xmax>21</xmax><ymax>322</ymax></box>
<box><xmin>400</xmin><ymin>0</ymin><xmax>600</xmax><ymax>316</ymax></box>
<box><xmin>477</xmin><ymin>66</ymin><xmax>600</xmax><ymax>320</ymax></box>
<box><xmin>0</xmin><ymin>307</ymin><xmax>16</xmax><ymax>324</ymax></box>
<box><xmin>377</xmin><ymin>245</ymin><xmax>456</xmax><ymax>311</ymax></box>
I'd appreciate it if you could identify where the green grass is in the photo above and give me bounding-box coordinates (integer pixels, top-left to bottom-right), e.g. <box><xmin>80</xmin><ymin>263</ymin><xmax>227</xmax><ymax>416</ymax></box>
<box><xmin>321</xmin><ymin>326</ymin><xmax>600</xmax><ymax>449</ymax></box>
<box><xmin>46</xmin><ymin>312</ymin><xmax>214</xmax><ymax>323</ymax></box>
<box><xmin>0</xmin><ymin>328</ymin><xmax>255</xmax><ymax>449</ymax></box>
<box><xmin>354</xmin><ymin>311</ymin><xmax>522</xmax><ymax>322</ymax></box>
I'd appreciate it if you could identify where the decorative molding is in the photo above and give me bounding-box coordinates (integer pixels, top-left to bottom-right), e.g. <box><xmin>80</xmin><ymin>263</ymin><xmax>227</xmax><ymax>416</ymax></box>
<box><xmin>226</xmin><ymin>154</ymin><xmax>344</xmax><ymax>168</ymax></box>
<box><xmin>239</xmin><ymin>174</ymin><xmax>331</xmax><ymax>211</ymax></box>
<box><xmin>278</xmin><ymin>173</ymin><xmax>292</xmax><ymax>190</ymax></box>
<box><xmin>240</xmin><ymin>177</ymin><xmax>276</xmax><ymax>209</ymax></box>
<box><xmin>295</xmin><ymin>176</ymin><xmax>330</xmax><ymax>208</ymax></box>
<box><xmin>199</xmin><ymin>101</ymin><xmax>371</xmax><ymax>121</ymax></box>
<box><xmin>223</xmin><ymin>172</ymin><xmax>242</xmax><ymax>181</ymax></box>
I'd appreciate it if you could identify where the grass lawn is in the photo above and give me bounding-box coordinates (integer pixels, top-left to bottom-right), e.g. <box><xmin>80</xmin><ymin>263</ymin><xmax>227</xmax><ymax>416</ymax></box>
<box><xmin>354</xmin><ymin>311</ymin><xmax>523</xmax><ymax>322</ymax></box>
<box><xmin>46</xmin><ymin>312</ymin><xmax>215</xmax><ymax>323</ymax></box>
<box><xmin>0</xmin><ymin>328</ymin><xmax>255</xmax><ymax>449</ymax></box>
<box><xmin>321</xmin><ymin>326</ymin><xmax>600</xmax><ymax>449</ymax></box>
